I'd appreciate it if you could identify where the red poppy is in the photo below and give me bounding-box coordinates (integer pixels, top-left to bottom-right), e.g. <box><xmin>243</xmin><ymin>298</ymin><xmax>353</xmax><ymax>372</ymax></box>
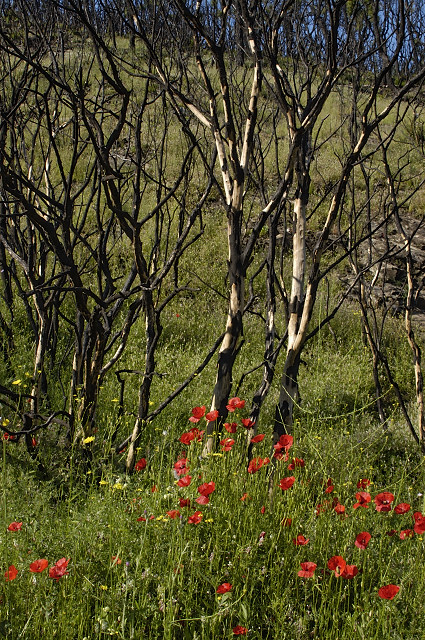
<box><xmin>386</xmin><ymin>529</ymin><xmax>398</xmax><ymax>536</ymax></box>
<box><xmin>31</xmin><ymin>437</ymin><xmax>37</xmax><ymax>447</ymax></box>
<box><xmin>353</xmin><ymin>491</ymin><xmax>371</xmax><ymax>509</ymax></box>
<box><xmin>137</xmin><ymin>515</ymin><xmax>154</xmax><ymax>522</ymax></box>
<box><xmin>247</xmin><ymin>457</ymin><xmax>264</xmax><ymax>474</ymax></box>
<box><xmin>355</xmin><ymin>531</ymin><xmax>371</xmax><ymax>550</ymax></box>
<box><xmin>206</xmin><ymin>410</ymin><xmax>219</xmax><ymax>422</ymax></box>
<box><xmin>188</xmin><ymin>511</ymin><xmax>203</xmax><ymax>525</ymax></box>
<box><xmin>260</xmin><ymin>505</ymin><xmax>266</xmax><ymax>514</ymax></box>
<box><xmin>198</xmin><ymin>481</ymin><xmax>215</xmax><ymax>496</ymax></box>
<box><xmin>29</xmin><ymin>559</ymin><xmax>48</xmax><ymax>573</ymax></box>
<box><xmin>298</xmin><ymin>562</ymin><xmax>317</xmax><ymax>578</ymax></box>
<box><xmin>400</xmin><ymin>529</ymin><xmax>414</xmax><ymax>539</ymax></box>
<box><xmin>3</xmin><ymin>433</ymin><xmax>17</xmax><ymax>441</ymax></box>
<box><xmin>221</xmin><ymin>438</ymin><xmax>235</xmax><ymax>451</ymax></box>
<box><xmin>179</xmin><ymin>431</ymin><xmax>196</xmax><ymax>445</ymax></box>
<box><xmin>394</xmin><ymin>503</ymin><xmax>411</xmax><ymax>515</ymax></box>
<box><xmin>195</xmin><ymin>495</ymin><xmax>209</xmax><ymax>505</ymax></box>
<box><xmin>293</xmin><ymin>534</ymin><xmax>309</xmax><ymax>546</ymax></box>
<box><xmin>111</xmin><ymin>556</ymin><xmax>122</xmax><ymax>565</ymax></box>
<box><xmin>240</xmin><ymin>493</ymin><xmax>250</xmax><ymax>501</ymax></box>
<box><xmin>7</xmin><ymin>522</ymin><xmax>23</xmax><ymax>532</ymax></box>
<box><xmin>5</xmin><ymin>565</ymin><xmax>18</xmax><ymax>581</ymax></box>
<box><xmin>134</xmin><ymin>458</ymin><xmax>147</xmax><ymax>471</ymax></box>
<box><xmin>177</xmin><ymin>475</ymin><xmax>192</xmax><ymax>487</ymax></box>
<box><xmin>341</xmin><ymin>564</ymin><xmax>358</xmax><ymax>579</ymax></box>
<box><xmin>327</xmin><ymin>556</ymin><xmax>346</xmax><ymax>577</ymax></box>
<box><xmin>174</xmin><ymin>457</ymin><xmax>189</xmax><ymax>476</ymax></box>
<box><xmin>166</xmin><ymin>510</ymin><xmax>181</xmax><ymax>519</ymax></box>
<box><xmin>357</xmin><ymin>478</ymin><xmax>371</xmax><ymax>489</ymax></box>
<box><xmin>233</xmin><ymin>627</ymin><xmax>247</xmax><ymax>636</ymax></box>
<box><xmin>251</xmin><ymin>434</ymin><xmax>265</xmax><ymax>443</ymax></box>
<box><xmin>179</xmin><ymin>498</ymin><xmax>191</xmax><ymax>508</ymax></box>
<box><xmin>274</xmin><ymin>434</ymin><xmax>293</xmax><ymax>454</ymax></box>
<box><xmin>49</xmin><ymin>558</ymin><xmax>69</xmax><ymax>581</ymax></box>
<box><xmin>279</xmin><ymin>476</ymin><xmax>295</xmax><ymax>491</ymax></box>
<box><xmin>281</xmin><ymin>517</ymin><xmax>292</xmax><ymax>527</ymax></box>
<box><xmin>288</xmin><ymin>457</ymin><xmax>305</xmax><ymax>470</ymax></box>
<box><xmin>325</xmin><ymin>478</ymin><xmax>334</xmax><ymax>494</ymax></box>
<box><xmin>216</xmin><ymin>582</ymin><xmax>232</xmax><ymax>594</ymax></box>
<box><xmin>334</xmin><ymin>503</ymin><xmax>345</xmax><ymax>514</ymax></box>
<box><xmin>378</xmin><ymin>584</ymin><xmax>400</xmax><ymax>600</ymax></box>
<box><xmin>413</xmin><ymin>515</ymin><xmax>425</xmax><ymax>534</ymax></box>
<box><xmin>224</xmin><ymin>422</ymin><xmax>238</xmax><ymax>433</ymax></box>
<box><xmin>374</xmin><ymin>492</ymin><xmax>394</xmax><ymax>512</ymax></box>
<box><xmin>241</xmin><ymin>418</ymin><xmax>255</xmax><ymax>429</ymax></box>
<box><xmin>226</xmin><ymin>397</ymin><xmax>245</xmax><ymax>412</ymax></box>
<box><xmin>189</xmin><ymin>406</ymin><xmax>206</xmax><ymax>423</ymax></box>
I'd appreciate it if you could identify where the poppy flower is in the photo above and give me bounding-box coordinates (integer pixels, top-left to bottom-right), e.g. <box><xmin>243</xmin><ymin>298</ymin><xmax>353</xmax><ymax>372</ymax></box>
<box><xmin>177</xmin><ymin>475</ymin><xmax>192</xmax><ymax>487</ymax></box>
<box><xmin>273</xmin><ymin>434</ymin><xmax>294</xmax><ymax>454</ymax></box>
<box><xmin>374</xmin><ymin>492</ymin><xmax>394</xmax><ymax>512</ymax></box>
<box><xmin>134</xmin><ymin>458</ymin><xmax>147</xmax><ymax>471</ymax></box>
<box><xmin>413</xmin><ymin>515</ymin><xmax>425</xmax><ymax>535</ymax></box>
<box><xmin>49</xmin><ymin>558</ymin><xmax>69</xmax><ymax>581</ymax></box>
<box><xmin>232</xmin><ymin>627</ymin><xmax>247</xmax><ymax>635</ymax></box>
<box><xmin>179</xmin><ymin>498</ymin><xmax>191</xmax><ymax>508</ymax></box>
<box><xmin>240</xmin><ymin>493</ymin><xmax>250</xmax><ymax>501</ymax></box>
<box><xmin>166</xmin><ymin>510</ymin><xmax>181</xmax><ymax>519</ymax></box>
<box><xmin>341</xmin><ymin>564</ymin><xmax>358</xmax><ymax>579</ymax></box>
<box><xmin>325</xmin><ymin>478</ymin><xmax>334</xmax><ymax>494</ymax></box>
<box><xmin>297</xmin><ymin>562</ymin><xmax>317</xmax><ymax>578</ymax></box>
<box><xmin>111</xmin><ymin>556</ymin><xmax>122</xmax><ymax>565</ymax></box>
<box><xmin>188</xmin><ymin>511</ymin><xmax>203</xmax><ymax>525</ymax></box>
<box><xmin>279</xmin><ymin>476</ymin><xmax>295</xmax><ymax>491</ymax></box>
<box><xmin>224</xmin><ymin>422</ymin><xmax>238</xmax><ymax>433</ymax></box>
<box><xmin>216</xmin><ymin>582</ymin><xmax>232</xmax><ymax>594</ymax></box>
<box><xmin>281</xmin><ymin>517</ymin><xmax>292</xmax><ymax>527</ymax></box>
<box><xmin>293</xmin><ymin>534</ymin><xmax>309</xmax><ymax>546</ymax></box>
<box><xmin>357</xmin><ymin>478</ymin><xmax>371</xmax><ymax>489</ymax></box>
<box><xmin>327</xmin><ymin>556</ymin><xmax>346</xmax><ymax>577</ymax></box>
<box><xmin>288</xmin><ymin>457</ymin><xmax>305</xmax><ymax>470</ymax></box>
<box><xmin>334</xmin><ymin>503</ymin><xmax>345</xmax><ymax>514</ymax></box>
<box><xmin>29</xmin><ymin>559</ymin><xmax>48</xmax><ymax>573</ymax></box>
<box><xmin>353</xmin><ymin>491</ymin><xmax>371</xmax><ymax>509</ymax></box>
<box><xmin>226</xmin><ymin>397</ymin><xmax>245</xmax><ymax>412</ymax></box>
<box><xmin>247</xmin><ymin>457</ymin><xmax>264</xmax><ymax>474</ymax></box>
<box><xmin>189</xmin><ymin>406</ymin><xmax>206</xmax><ymax>423</ymax></box>
<box><xmin>7</xmin><ymin>522</ymin><xmax>23</xmax><ymax>532</ymax></box>
<box><xmin>378</xmin><ymin>584</ymin><xmax>400</xmax><ymax>600</ymax></box>
<box><xmin>260</xmin><ymin>505</ymin><xmax>266</xmax><ymax>514</ymax></box>
<box><xmin>174</xmin><ymin>457</ymin><xmax>189</xmax><ymax>476</ymax></box>
<box><xmin>386</xmin><ymin>529</ymin><xmax>398</xmax><ymax>537</ymax></box>
<box><xmin>221</xmin><ymin>437</ymin><xmax>235</xmax><ymax>451</ymax></box>
<box><xmin>400</xmin><ymin>529</ymin><xmax>414</xmax><ymax>539</ymax></box>
<box><xmin>198</xmin><ymin>481</ymin><xmax>215</xmax><ymax>496</ymax></box>
<box><xmin>206</xmin><ymin>410</ymin><xmax>219</xmax><ymax>422</ymax></box>
<box><xmin>355</xmin><ymin>531</ymin><xmax>371</xmax><ymax>550</ymax></box>
<box><xmin>179</xmin><ymin>431</ymin><xmax>196</xmax><ymax>444</ymax></box>
<box><xmin>251</xmin><ymin>434</ymin><xmax>265</xmax><ymax>443</ymax></box>
<box><xmin>394</xmin><ymin>503</ymin><xmax>411</xmax><ymax>515</ymax></box>
<box><xmin>5</xmin><ymin>565</ymin><xmax>18</xmax><ymax>581</ymax></box>
<box><xmin>195</xmin><ymin>495</ymin><xmax>210</xmax><ymax>505</ymax></box>
<box><xmin>241</xmin><ymin>418</ymin><xmax>255</xmax><ymax>429</ymax></box>
<box><xmin>137</xmin><ymin>515</ymin><xmax>154</xmax><ymax>522</ymax></box>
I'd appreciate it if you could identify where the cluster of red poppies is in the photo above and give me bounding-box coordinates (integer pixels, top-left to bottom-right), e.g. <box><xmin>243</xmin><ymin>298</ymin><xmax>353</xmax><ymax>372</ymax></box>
<box><xmin>4</xmin><ymin>527</ymin><xmax>69</xmax><ymax>583</ymax></box>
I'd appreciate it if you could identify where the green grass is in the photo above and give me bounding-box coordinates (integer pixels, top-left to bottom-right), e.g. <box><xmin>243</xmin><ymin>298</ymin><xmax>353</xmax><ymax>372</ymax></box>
<box><xmin>1</xmin><ymin>388</ymin><xmax>424</xmax><ymax>639</ymax></box>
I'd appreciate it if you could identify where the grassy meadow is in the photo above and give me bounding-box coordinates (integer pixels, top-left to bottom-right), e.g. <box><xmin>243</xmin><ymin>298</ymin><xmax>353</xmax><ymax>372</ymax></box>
<box><xmin>1</xmin><ymin>301</ymin><xmax>425</xmax><ymax>639</ymax></box>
